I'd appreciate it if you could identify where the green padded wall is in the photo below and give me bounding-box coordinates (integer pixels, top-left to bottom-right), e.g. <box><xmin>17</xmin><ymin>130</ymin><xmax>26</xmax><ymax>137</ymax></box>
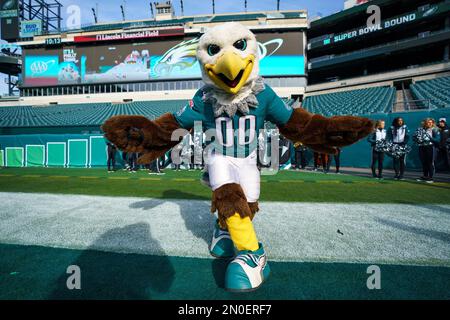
<box><xmin>6</xmin><ymin>148</ymin><xmax>24</xmax><ymax>167</ymax></box>
<box><xmin>47</xmin><ymin>143</ymin><xmax>66</xmax><ymax>167</ymax></box>
<box><xmin>89</xmin><ymin>136</ymin><xmax>107</xmax><ymax>168</ymax></box>
<box><xmin>68</xmin><ymin>139</ymin><xmax>88</xmax><ymax>168</ymax></box>
<box><xmin>0</xmin><ymin>150</ymin><xmax>3</xmax><ymax>167</ymax></box>
<box><xmin>26</xmin><ymin>145</ymin><xmax>45</xmax><ymax>167</ymax></box>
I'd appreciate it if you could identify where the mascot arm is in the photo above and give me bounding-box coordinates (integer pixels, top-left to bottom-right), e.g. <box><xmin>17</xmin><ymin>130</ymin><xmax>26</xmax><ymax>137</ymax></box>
<box><xmin>278</xmin><ymin>107</ymin><xmax>374</xmax><ymax>154</ymax></box>
<box><xmin>101</xmin><ymin>113</ymin><xmax>182</xmax><ymax>164</ymax></box>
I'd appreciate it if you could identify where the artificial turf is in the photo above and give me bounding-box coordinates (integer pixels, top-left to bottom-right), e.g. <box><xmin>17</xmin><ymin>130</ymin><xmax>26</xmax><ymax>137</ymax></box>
<box><xmin>0</xmin><ymin>167</ymin><xmax>450</xmax><ymax>204</ymax></box>
<box><xmin>0</xmin><ymin>243</ymin><xmax>449</xmax><ymax>300</ymax></box>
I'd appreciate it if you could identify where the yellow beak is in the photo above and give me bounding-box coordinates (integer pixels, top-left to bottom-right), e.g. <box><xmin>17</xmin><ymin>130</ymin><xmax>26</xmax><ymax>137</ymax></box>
<box><xmin>205</xmin><ymin>51</ymin><xmax>255</xmax><ymax>94</ymax></box>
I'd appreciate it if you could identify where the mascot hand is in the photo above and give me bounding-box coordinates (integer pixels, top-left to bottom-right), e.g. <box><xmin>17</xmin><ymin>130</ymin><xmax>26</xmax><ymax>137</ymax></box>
<box><xmin>101</xmin><ymin>115</ymin><xmax>157</xmax><ymax>153</ymax></box>
<box><xmin>102</xmin><ymin>113</ymin><xmax>181</xmax><ymax>164</ymax></box>
<box><xmin>281</xmin><ymin>108</ymin><xmax>374</xmax><ymax>154</ymax></box>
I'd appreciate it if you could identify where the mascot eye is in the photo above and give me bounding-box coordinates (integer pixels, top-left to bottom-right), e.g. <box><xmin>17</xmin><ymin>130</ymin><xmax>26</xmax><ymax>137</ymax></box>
<box><xmin>233</xmin><ymin>39</ymin><xmax>247</xmax><ymax>51</ymax></box>
<box><xmin>207</xmin><ymin>44</ymin><xmax>221</xmax><ymax>56</ymax></box>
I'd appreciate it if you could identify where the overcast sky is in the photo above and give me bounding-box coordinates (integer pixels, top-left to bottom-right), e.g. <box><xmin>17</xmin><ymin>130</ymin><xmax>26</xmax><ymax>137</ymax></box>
<box><xmin>0</xmin><ymin>0</ymin><xmax>345</xmax><ymax>95</ymax></box>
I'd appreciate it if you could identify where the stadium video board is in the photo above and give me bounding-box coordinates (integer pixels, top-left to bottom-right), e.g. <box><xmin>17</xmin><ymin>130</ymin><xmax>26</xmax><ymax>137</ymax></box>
<box><xmin>22</xmin><ymin>31</ymin><xmax>305</xmax><ymax>87</ymax></box>
<box><xmin>0</xmin><ymin>0</ymin><xmax>19</xmax><ymax>41</ymax></box>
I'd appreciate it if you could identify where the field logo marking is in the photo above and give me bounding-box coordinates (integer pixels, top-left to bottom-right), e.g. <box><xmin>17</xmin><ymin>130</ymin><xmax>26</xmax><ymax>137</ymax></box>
<box><xmin>66</xmin><ymin>265</ymin><xmax>81</xmax><ymax>290</ymax></box>
<box><xmin>366</xmin><ymin>265</ymin><xmax>381</xmax><ymax>290</ymax></box>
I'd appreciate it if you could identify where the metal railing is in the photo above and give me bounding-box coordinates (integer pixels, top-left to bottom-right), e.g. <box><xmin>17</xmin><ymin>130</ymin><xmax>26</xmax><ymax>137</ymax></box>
<box><xmin>393</xmin><ymin>99</ymin><xmax>432</xmax><ymax>112</ymax></box>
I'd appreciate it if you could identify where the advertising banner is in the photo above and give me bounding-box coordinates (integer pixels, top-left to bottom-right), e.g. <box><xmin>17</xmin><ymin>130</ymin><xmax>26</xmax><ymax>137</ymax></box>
<box><xmin>23</xmin><ymin>31</ymin><xmax>306</xmax><ymax>87</ymax></box>
<box><xmin>74</xmin><ymin>28</ymin><xmax>185</xmax><ymax>43</ymax></box>
<box><xmin>0</xmin><ymin>0</ymin><xmax>18</xmax><ymax>18</ymax></box>
<box><xmin>20</xmin><ymin>20</ymin><xmax>43</xmax><ymax>38</ymax></box>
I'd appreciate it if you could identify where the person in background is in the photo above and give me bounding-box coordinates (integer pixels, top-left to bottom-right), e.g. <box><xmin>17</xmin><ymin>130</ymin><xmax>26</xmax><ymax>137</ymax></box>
<box><xmin>122</xmin><ymin>151</ymin><xmax>130</xmax><ymax>171</ymax></box>
<box><xmin>292</xmin><ymin>142</ymin><xmax>307</xmax><ymax>170</ymax></box>
<box><xmin>387</xmin><ymin>117</ymin><xmax>410</xmax><ymax>180</ymax></box>
<box><xmin>326</xmin><ymin>147</ymin><xmax>341</xmax><ymax>174</ymax></box>
<box><xmin>313</xmin><ymin>152</ymin><xmax>328</xmax><ymax>173</ymax></box>
<box><xmin>106</xmin><ymin>141</ymin><xmax>117</xmax><ymax>173</ymax></box>
<box><xmin>415</xmin><ymin>118</ymin><xmax>440</xmax><ymax>183</ymax></box>
<box><xmin>437</xmin><ymin>118</ymin><xmax>450</xmax><ymax>171</ymax></box>
<box><xmin>128</xmin><ymin>152</ymin><xmax>138</xmax><ymax>173</ymax></box>
<box><xmin>149</xmin><ymin>157</ymin><xmax>165</xmax><ymax>175</ymax></box>
<box><xmin>367</xmin><ymin>120</ymin><xmax>386</xmax><ymax>179</ymax></box>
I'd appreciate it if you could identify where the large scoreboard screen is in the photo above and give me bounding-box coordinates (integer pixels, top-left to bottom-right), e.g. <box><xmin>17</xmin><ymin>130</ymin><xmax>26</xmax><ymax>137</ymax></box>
<box><xmin>22</xmin><ymin>30</ymin><xmax>306</xmax><ymax>87</ymax></box>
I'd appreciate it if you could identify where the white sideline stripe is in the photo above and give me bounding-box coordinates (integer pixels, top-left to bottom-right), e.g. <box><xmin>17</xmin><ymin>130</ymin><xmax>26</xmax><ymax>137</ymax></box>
<box><xmin>0</xmin><ymin>192</ymin><xmax>449</xmax><ymax>267</ymax></box>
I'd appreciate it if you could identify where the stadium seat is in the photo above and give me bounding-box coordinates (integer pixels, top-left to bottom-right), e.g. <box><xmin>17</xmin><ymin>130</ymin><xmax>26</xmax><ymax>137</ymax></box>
<box><xmin>410</xmin><ymin>76</ymin><xmax>450</xmax><ymax>109</ymax></box>
<box><xmin>0</xmin><ymin>100</ymin><xmax>188</xmax><ymax>128</ymax></box>
<box><xmin>302</xmin><ymin>86</ymin><xmax>395</xmax><ymax>116</ymax></box>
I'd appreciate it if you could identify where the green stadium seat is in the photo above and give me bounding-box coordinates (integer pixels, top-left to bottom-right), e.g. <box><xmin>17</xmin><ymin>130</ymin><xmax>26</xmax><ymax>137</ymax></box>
<box><xmin>302</xmin><ymin>86</ymin><xmax>395</xmax><ymax>116</ymax></box>
<box><xmin>410</xmin><ymin>76</ymin><xmax>450</xmax><ymax>109</ymax></box>
<box><xmin>0</xmin><ymin>100</ymin><xmax>189</xmax><ymax>128</ymax></box>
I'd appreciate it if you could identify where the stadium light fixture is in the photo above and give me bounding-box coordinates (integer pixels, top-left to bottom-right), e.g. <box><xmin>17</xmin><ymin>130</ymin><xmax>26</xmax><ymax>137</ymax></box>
<box><xmin>91</xmin><ymin>7</ymin><xmax>98</xmax><ymax>24</ymax></box>
<box><xmin>180</xmin><ymin>0</ymin><xmax>184</xmax><ymax>16</ymax></box>
<box><xmin>212</xmin><ymin>0</ymin><xmax>215</xmax><ymax>14</ymax></box>
<box><xmin>277</xmin><ymin>0</ymin><xmax>280</xmax><ymax>11</ymax></box>
<box><xmin>150</xmin><ymin>2</ymin><xmax>154</xmax><ymax>18</ymax></box>
<box><xmin>120</xmin><ymin>4</ymin><xmax>126</xmax><ymax>21</ymax></box>
<box><xmin>245</xmin><ymin>0</ymin><xmax>247</xmax><ymax>12</ymax></box>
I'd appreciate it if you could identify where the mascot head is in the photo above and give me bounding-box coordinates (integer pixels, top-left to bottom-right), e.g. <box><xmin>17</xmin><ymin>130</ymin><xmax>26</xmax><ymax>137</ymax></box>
<box><xmin>197</xmin><ymin>22</ymin><xmax>260</xmax><ymax>95</ymax></box>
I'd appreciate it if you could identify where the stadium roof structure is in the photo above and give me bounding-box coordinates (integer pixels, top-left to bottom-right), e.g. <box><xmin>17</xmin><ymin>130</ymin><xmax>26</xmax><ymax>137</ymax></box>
<box><xmin>39</xmin><ymin>10</ymin><xmax>307</xmax><ymax>36</ymax></box>
<box><xmin>309</xmin><ymin>0</ymin><xmax>443</xmax><ymax>36</ymax></box>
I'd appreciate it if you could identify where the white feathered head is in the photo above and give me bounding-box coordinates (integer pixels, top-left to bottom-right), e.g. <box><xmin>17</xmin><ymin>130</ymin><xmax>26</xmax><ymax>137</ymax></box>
<box><xmin>197</xmin><ymin>22</ymin><xmax>260</xmax><ymax>95</ymax></box>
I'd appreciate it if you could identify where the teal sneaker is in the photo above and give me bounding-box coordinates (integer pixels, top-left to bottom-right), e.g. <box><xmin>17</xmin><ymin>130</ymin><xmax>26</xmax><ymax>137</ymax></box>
<box><xmin>210</xmin><ymin>221</ymin><xmax>235</xmax><ymax>259</ymax></box>
<box><xmin>225</xmin><ymin>243</ymin><xmax>270</xmax><ymax>292</ymax></box>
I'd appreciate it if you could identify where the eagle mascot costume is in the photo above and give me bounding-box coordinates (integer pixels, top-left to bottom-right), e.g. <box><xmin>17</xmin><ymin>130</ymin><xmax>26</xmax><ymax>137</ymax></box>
<box><xmin>102</xmin><ymin>22</ymin><xmax>374</xmax><ymax>292</ymax></box>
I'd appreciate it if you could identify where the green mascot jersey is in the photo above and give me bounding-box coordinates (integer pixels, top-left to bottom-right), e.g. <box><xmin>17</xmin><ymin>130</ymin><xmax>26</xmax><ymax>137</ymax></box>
<box><xmin>173</xmin><ymin>84</ymin><xmax>294</xmax><ymax>158</ymax></box>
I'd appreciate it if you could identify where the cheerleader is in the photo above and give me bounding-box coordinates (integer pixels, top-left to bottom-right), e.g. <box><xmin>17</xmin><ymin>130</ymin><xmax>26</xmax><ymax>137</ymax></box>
<box><xmin>367</xmin><ymin>120</ymin><xmax>386</xmax><ymax>179</ymax></box>
<box><xmin>387</xmin><ymin>117</ymin><xmax>410</xmax><ymax>180</ymax></box>
<box><xmin>292</xmin><ymin>142</ymin><xmax>307</xmax><ymax>170</ymax></box>
<box><xmin>414</xmin><ymin>118</ymin><xmax>441</xmax><ymax>183</ymax></box>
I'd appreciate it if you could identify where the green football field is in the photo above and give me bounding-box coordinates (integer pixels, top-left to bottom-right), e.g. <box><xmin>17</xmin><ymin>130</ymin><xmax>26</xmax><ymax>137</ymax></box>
<box><xmin>0</xmin><ymin>167</ymin><xmax>449</xmax><ymax>300</ymax></box>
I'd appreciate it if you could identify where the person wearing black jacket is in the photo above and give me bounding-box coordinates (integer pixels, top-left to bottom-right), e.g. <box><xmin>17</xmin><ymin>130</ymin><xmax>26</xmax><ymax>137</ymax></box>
<box><xmin>326</xmin><ymin>147</ymin><xmax>341</xmax><ymax>174</ymax></box>
<box><xmin>128</xmin><ymin>152</ymin><xmax>138</xmax><ymax>173</ymax></box>
<box><xmin>415</xmin><ymin>118</ymin><xmax>441</xmax><ymax>183</ymax></box>
<box><xmin>367</xmin><ymin>120</ymin><xmax>386</xmax><ymax>179</ymax></box>
<box><xmin>106</xmin><ymin>141</ymin><xmax>117</xmax><ymax>172</ymax></box>
<box><xmin>437</xmin><ymin>118</ymin><xmax>450</xmax><ymax>171</ymax></box>
<box><xmin>292</xmin><ymin>142</ymin><xmax>307</xmax><ymax>170</ymax></box>
<box><xmin>387</xmin><ymin>117</ymin><xmax>410</xmax><ymax>180</ymax></box>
